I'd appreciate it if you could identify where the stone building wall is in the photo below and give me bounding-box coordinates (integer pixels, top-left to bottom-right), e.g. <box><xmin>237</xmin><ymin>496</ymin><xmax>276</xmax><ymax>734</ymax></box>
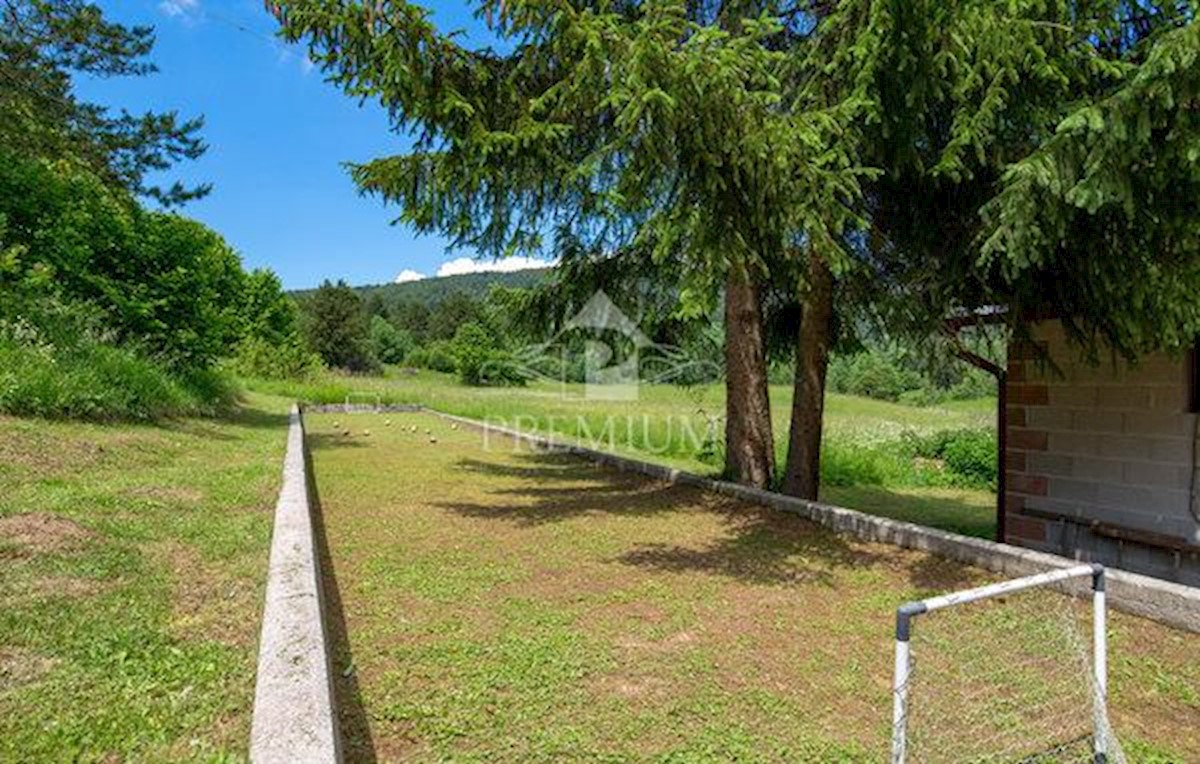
<box><xmin>1005</xmin><ymin>322</ymin><xmax>1200</xmax><ymax>586</ymax></box>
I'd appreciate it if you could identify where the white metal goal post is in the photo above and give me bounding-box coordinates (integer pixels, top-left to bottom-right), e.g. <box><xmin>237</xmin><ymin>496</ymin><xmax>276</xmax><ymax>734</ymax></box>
<box><xmin>890</xmin><ymin>563</ymin><xmax>1110</xmax><ymax>764</ymax></box>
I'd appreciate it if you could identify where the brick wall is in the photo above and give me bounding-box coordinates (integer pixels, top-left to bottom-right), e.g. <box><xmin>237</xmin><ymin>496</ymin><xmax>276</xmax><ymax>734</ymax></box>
<box><xmin>1005</xmin><ymin>321</ymin><xmax>1200</xmax><ymax>585</ymax></box>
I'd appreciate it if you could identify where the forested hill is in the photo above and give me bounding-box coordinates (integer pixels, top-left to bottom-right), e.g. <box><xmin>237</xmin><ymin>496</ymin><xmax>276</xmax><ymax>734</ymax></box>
<box><xmin>292</xmin><ymin>268</ymin><xmax>550</xmax><ymax>306</ymax></box>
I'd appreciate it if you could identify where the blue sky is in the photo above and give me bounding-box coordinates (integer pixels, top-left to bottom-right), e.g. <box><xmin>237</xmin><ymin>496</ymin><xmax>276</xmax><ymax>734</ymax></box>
<box><xmin>79</xmin><ymin>0</ymin><xmax>552</xmax><ymax>289</ymax></box>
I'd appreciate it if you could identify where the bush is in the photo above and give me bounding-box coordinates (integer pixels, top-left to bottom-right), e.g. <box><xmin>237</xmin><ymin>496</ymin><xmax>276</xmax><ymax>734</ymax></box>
<box><xmin>230</xmin><ymin>336</ymin><xmax>323</xmax><ymax>381</ymax></box>
<box><xmin>942</xmin><ymin>431</ymin><xmax>998</xmax><ymax>486</ymax></box>
<box><xmin>0</xmin><ymin>293</ymin><xmax>236</xmax><ymax>420</ymax></box>
<box><xmin>415</xmin><ymin>341</ymin><xmax>457</xmax><ymax>373</ymax></box>
<box><xmin>945</xmin><ymin>368</ymin><xmax>996</xmax><ymax>400</ymax></box>
<box><xmin>902</xmin><ymin>428</ymin><xmax>998</xmax><ymax>487</ymax></box>
<box><xmin>451</xmin><ymin>322</ymin><xmax>525</xmax><ymax>386</ymax></box>
<box><xmin>827</xmin><ymin>351</ymin><xmax>923</xmax><ymax>402</ymax></box>
<box><xmin>826</xmin><ymin>346</ymin><xmax>999</xmax><ymax>406</ymax></box>
<box><xmin>368</xmin><ymin>316</ymin><xmax>413</xmax><ymax>365</ymax></box>
<box><xmin>820</xmin><ymin>441</ymin><xmax>889</xmax><ymax>487</ymax></box>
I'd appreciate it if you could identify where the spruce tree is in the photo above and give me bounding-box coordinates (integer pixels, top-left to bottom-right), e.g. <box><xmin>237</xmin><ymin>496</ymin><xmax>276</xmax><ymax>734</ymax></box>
<box><xmin>271</xmin><ymin>0</ymin><xmax>863</xmax><ymax>487</ymax></box>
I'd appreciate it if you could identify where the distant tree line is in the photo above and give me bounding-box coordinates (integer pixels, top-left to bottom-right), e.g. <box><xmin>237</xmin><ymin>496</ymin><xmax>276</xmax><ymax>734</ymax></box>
<box><xmin>298</xmin><ymin>273</ymin><xmax>995</xmax><ymax>405</ymax></box>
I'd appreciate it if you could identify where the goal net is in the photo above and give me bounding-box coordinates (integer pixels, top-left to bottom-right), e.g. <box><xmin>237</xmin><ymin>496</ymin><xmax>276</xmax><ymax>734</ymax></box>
<box><xmin>891</xmin><ymin>564</ymin><xmax>1123</xmax><ymax>764</ymax></box>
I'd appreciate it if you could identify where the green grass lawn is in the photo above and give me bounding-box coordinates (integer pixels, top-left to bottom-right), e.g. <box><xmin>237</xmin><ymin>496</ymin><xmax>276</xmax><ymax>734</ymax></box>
<box><xmin>249</xmin><ymin>370</ymin><xmax>1000</xmax><ymax>537</ymax></box>
<box><xmin>0</xmin><ymin>392</ymin><xmax>291</xmax><ymax>762</ymax></box>
<box><xmin>307</xmin><ymin>411</ymin><xmax>1200</xmax><ymax>762</ymax></box>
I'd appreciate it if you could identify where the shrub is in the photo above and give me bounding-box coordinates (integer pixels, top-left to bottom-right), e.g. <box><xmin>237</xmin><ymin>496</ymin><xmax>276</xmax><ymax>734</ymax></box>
<box><xmin>368</xmin><ymin>316</ymin><xmax>413</xmax><ymax>365</ymax></box>
<box><xmin>230</xmin><ymin>336</ymin><xmax>323</xmax><ymax>381</ymax></box>
<box><xmin>819</xmin><ymin>441</ymin><xmax>889</xmax><ymax>487</ymax></box>
<box><xmin>0</xmin><ymin>293</ymin><xmax>236</xmax><ymax>420</ymax></box>
<box><xmin>945</xmin><ymin>368</ymin><xmax>997</xmax><ymax>400</ymax></box>
<box><xmin>451</xmin><ymin>322</ymin><xmax>525</xmax><ymax>386</ymax></box>
<box><xmin>902</xmin><ymin>428</ymin><xmax>998</xmax><ymax>487</ymax></box>
<box><xmin>418</xmin><ymin>341</ymin><xmax>458</xmax><ymax>373</ymax></box>
<box><xmin>942</xmin><ymin>430</ymin><xmax>998</xmax><ymax>486</ymax></box>
<box><xmin>827</xmin><ymin>351</ymin><xmax>923</xmax><ymax>402</ymax></box>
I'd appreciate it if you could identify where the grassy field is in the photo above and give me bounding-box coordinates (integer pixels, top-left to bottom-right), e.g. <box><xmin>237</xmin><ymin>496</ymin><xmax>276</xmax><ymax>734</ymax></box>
<box><xmin>307</xmin><ymin>411</ymin><xmax>1200</xmax><ymax>762</ymax></box>
<box><xmin>249</xmin><ymin>370</ymin><xmax>1000</xmax><ymax>537</ymax></box>
<box><xmin>0</xmin><ymin>392</ymin><xmax>291</xmax><ymax>762</ymax></box>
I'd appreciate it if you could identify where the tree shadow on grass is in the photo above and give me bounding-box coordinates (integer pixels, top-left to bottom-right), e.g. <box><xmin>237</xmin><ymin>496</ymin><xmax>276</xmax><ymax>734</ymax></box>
<box><xmin>614</xmin><ymin>503</ymin><xmax>885</xmax><ymax>587</ymax></box>
<box><xmin>439</xmin><ymin>454</ymin><xmax>691</xmax><ymax>526</ymax></box>
<box><xmin>152</xmin><ymin>405</ymin><xmax>292</xmax><ymax>441</ymax></box>
<box><xmin>452</xmin><ymin>454</ymin><xmax>602</xmax><ymax>483</ymax></box>
<box><xmin>904</xmin><ymin>551</ymin><xmax>987</xmax><ymax>593</ymax></box>
<box><xmin>305</xmin><ymin>442</ymin><xmax>376</xmax><ymax>763</ymax></box>
<box><xmin>436</xmin><ymin>451</ymin><xmax>883</xmax><ymax>587</ymax></box>
<box><xmin>305</xmin><ymin>432</ymin><xmax>372</xmax><ymax>452</ymax></box>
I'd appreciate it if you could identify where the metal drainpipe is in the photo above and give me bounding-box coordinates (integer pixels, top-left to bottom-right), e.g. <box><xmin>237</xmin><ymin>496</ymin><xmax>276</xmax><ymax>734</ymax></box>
<box><xmin>995</xmin><ymin>368</ymin><xmax>1008</xmax><ymax>543</ymax></box>
<box><xmin>947</xmin><ymin>345</ymin><xmax>1007</xmax><ymax>543</ymax></box>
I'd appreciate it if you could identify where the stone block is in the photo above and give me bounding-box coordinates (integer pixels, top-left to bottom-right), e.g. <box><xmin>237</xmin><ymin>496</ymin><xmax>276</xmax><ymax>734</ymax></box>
<box><xmin>1048</xmin><ymin>431</ymin><xmax>1099</xmax><ymax>456</ymax></box>
<box><xmin>1008</xmin><ymin>473</ymin><xmax>1048</xmax><ymax>496</ymax></box>
<box><xmin>1123</xmin><ymin>461</ymin><xmax>1191</xmax><ymax>490</ymax></box>
<box><xmin>1150</xmin><ymin>437</ymin><xmax>1192</xmax><ymax>466</ymax></box>
<box><xmin>1049</xmin><ymin>385</ymin><xmax>1097</xmax><ymax>407</ymax></box>
<box><xmin>1009</xmin><ymin>428</ymin><xmax>1049</xmax><ymax>451</ymax></box>
<box><xmin>1071</xmin><ymin>456</ymin><xmax>1125</xmax><ymax>483</ymax></box>
<box><xmin>1097</xmin><ymin>386</ymin><xmax>1152</xmax><ymax>410</ymax></box>
<box><xmin>1124</xmin><ymin>411</ymin><xmax>1195</xmax><ymax>437</ymax></box>
<box><xmin>1026</xmin><ymin>407</ymin><xmax>1073</xmax><ymax>431</ymax></box>
<box><xmin>1026</xmin><ymin>452</ymin><xmax>1072</xmax><ymax>477</ymax></box>
<box><xmin>1047</xmin><ymin>477</ymin><xmax>1098</xmax><ymax>504</ymax></box>
<box><xmin>1097</xmin><ymin>435</ymin><xmax>1152</xmax><ymax>461</ymax></box>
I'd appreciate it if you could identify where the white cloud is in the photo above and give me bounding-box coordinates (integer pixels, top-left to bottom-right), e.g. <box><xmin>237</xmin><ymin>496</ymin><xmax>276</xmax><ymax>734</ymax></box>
<box><xmin>435</xmin><ymin>256</ymin><xmax>556</xmax><ymax>277</ymax></box>
<box><xmin>159</xmin><ymin>0</ymin><xmax>199</xmax><ymax>17</ymax></box>
<box><xmin>394</xmin><ymin>269</ymin><xmax>426</xmax><ymax>283</ymax></box>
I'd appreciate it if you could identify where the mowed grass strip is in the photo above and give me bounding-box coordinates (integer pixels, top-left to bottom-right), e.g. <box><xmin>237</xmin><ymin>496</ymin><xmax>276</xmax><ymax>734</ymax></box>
<box><xmin>307</xmin><ymin>412</ymin><xmax>1200</xmax><ymax>763</ymax></box>
<box><xmin>0</xmin><ymin>393</ymin><xmax>292</xmax><ymax>762</ymax></box>
<box><xmin>252</xmin><ymin>370</ymin><xmax>1001</xmax><ymax>538</ymax></box>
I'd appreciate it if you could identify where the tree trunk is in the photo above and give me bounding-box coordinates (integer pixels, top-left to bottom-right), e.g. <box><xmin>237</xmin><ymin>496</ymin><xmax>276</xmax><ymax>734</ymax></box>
<box><xmin>782</xmin><ymin>253</ymin><xmax>834</xmax><ymax>500</ymax></box>
<box><xmin>724</xmin><ymin>267</ymin><xmax>774</xmax><ymax>488</ymax></box>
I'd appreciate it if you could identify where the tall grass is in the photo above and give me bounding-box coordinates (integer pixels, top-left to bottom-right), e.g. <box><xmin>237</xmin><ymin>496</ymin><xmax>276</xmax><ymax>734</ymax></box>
<box><xmin>0</xmin><ymin>337</ymin><xmax>235</xmax><ymax>421</ymax></box>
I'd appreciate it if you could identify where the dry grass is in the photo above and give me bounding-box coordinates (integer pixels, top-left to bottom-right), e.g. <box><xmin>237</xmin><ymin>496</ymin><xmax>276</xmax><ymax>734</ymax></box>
<box><xmin>0</xmin><ymin>512</ymin><xmax>96</xmax><ymax>557</ymax></box>
<box><xmin>307</xmin><ymin>411</ymin><xmax>1200</xmax><ymax>763</ymax></box>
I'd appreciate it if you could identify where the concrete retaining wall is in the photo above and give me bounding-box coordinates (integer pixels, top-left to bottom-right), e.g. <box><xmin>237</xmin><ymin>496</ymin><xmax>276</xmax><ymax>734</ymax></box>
<box><xmin>250</xmin><ymin>405</ymin><xmax>341</xmax><ymax>763</ymax></box>
<box><xmin>431</xmin><ymin>410</ymin><xmax>1200</xmax><ymax>634</ymax></box>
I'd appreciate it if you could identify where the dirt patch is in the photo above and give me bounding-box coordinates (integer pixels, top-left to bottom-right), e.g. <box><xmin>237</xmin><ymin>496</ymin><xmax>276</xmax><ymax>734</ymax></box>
<box><xmin>154</xmin><ymin>542</ymin><xmax>261</xmax><ymax>648</ymax></box>
<box><xmin>591</xmin><ymin>673</ymin><xmax>670</xmax><ymax>700</ymax></box>
<box><xmin>125</xmin><ymin>485</ymin><xmax>205</xmax><ymax>504</ymax></box>
<box><xmin>0</xmin><ymin>646</ymin><xmax>59</xmax><ymax>691</ymax></box>
<box><xmin>0</xmin><ymin>575</ymin><xmax>108</xmax><ymax>607</ymax></box>
<box><xmin>0</xmin><ymin>513</ymin><xmax>95</xmax><ymax>557</ymax></box>
<box><xmin>616</xmin><ymin>628</ymin><xmax>698</xmax><ymax>653</ymax></box>
<box><xmin>0</xmin><ymin>426</ymin><xmax>106</xmax><ymax>477</ymax></box>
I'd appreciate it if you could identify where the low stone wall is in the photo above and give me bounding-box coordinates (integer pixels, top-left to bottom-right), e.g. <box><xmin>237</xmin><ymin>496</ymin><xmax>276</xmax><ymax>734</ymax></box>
<box><xmin>304</xmin><ymin>403</ymin><xmax>422</xmax><ymax>414</ymax></box>
<box><xmin>250</xmin><ymin>405</ymin><xmax>341</xmax><ymax>763</ymax></box>
<box><xmin>431</xmin><ymin>409</ymin><xmax>1200</xmax><ymax>634</ymax></box>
